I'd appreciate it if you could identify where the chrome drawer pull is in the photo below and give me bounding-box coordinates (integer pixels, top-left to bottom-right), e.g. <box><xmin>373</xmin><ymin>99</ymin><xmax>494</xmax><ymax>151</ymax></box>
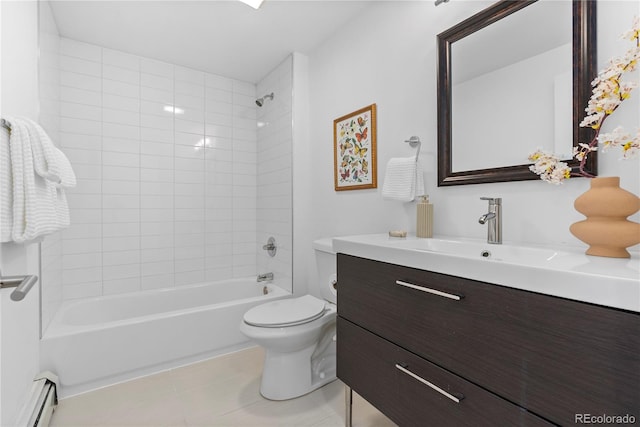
<box><xmin>395</xmin><ymin>280</ymin><xmax>462</xmax><ymax>301</ymax></box>
<box><xmin>395</xmin><ymin>364</ymin><xmax>463</xmax><ymax>403</ymax></box>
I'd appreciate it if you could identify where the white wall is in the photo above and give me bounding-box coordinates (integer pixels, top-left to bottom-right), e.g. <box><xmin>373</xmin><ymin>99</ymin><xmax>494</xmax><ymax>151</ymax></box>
<box><xmin>1</xmin><ymin>3</ymin><xmax>4</xmax><ymax>420</ymax></box>
<box><xmin>0</xmin><ymin>1</ymin><xmax>41</xmax><ymax>424</ymax></box>
<box><xmin>292</xmin><ymin>52</ymin><xmax>311</xmax><ymax>297</ymax></box>
<box><xmin>303</xmin><ymin>1</ymin><xmax>640</xmax><ymax>296</ymax></box>
<box><xmin>56</xmin><ymin>38</ymin><xmax>260</xmax><ymax>300</ymax></box>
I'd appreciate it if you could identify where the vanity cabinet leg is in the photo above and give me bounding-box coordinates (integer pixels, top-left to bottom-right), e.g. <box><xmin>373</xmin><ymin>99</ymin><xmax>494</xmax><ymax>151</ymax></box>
<box><xmin>345</xmin><ymin>385</ymin><xmax>353</xmax><ymax>427</ymax></box>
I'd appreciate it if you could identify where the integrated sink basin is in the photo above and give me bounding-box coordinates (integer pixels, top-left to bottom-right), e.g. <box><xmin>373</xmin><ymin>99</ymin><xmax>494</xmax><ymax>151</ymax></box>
<box><xmin>332</xmin><ymin>233</ymin><xmax>640</xmax><ymax>312</ymax></box>
<box><xmin>386</xmin><ymin>237</ymin><xmax>562</xmax><ymax>264</ymax></box>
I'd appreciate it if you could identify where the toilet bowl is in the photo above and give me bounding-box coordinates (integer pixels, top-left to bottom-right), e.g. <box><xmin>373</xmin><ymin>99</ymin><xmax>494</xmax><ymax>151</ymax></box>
<box><xmin>240</xmin><ymin>239</ymin><xmax>337</xmax><ymax>400</ymax></box>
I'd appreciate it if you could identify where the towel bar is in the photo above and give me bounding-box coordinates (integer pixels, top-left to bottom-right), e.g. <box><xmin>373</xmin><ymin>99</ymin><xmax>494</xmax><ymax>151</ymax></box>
<box><xmin>0</xmin><ymin>273</ymin><xmax>39</xmax><ymax>301</ymax></box>
<box><xmin>405</xmin><ymin>135</ymin><xmax>421</xmax><ymax>160</ymax></box>
<box><xmin>1</xmin><ymin>118</ymin><xmax>10</xmax><ymax>131</ymax></box>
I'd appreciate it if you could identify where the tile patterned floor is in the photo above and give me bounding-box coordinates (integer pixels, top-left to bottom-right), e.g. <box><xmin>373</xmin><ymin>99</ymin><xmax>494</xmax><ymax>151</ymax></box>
<box><xmin>50</xmin><ymin>346</ymin><xmax>396</xmax><ymax>427</ymax></box>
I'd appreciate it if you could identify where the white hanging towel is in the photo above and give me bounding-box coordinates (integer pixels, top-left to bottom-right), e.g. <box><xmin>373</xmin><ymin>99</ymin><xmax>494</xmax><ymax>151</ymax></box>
<box><xmin>381</xmin><ymin>156</ymin><xmax>425</xmax><ymax>202</ymax></box>
<box><xmin>1</xmin><ymin>117</ymin><xmax>75</xmax><ymax>243</ymax></box>
<box><xmin>21</xmin><ymin>117</ymin><xmax>76</xmax><ymax>187</ymax></box>
<box><xmin>1</xmin><ymin>123</ymin><xmax>13</xmax><ymax>241</ymax></box>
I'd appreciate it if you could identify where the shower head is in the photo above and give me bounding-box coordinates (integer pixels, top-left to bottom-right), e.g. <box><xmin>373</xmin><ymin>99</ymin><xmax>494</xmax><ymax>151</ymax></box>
<box><xmin>256</xmin><ymin>92</ymin><xmax>274</xmax><ymax>107</ymax></box>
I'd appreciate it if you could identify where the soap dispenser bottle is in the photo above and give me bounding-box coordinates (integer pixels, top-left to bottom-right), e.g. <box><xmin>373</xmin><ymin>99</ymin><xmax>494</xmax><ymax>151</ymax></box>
<box><xmin>416</xmin><ymin>195</ymin><xmax>433</xmax><ymax>238</ymax></box>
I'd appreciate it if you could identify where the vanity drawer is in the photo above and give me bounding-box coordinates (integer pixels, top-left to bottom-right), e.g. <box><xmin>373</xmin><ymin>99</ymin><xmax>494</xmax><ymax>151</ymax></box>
<box><xmin>337</xmin><ymin>318</ymin><xmax>552</xmax><ymax>427</ymax></box>
<box><xmin>337</xmin><ymin>254</ymin><xmax>640</xmax><ymax>425</ymax></box>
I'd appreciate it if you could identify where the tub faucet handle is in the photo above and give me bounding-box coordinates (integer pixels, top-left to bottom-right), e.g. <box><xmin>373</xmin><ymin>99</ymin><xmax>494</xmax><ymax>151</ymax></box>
<box><xmin>262</xmin><ymin>237</ymin><xmax>277</xmax><ymax>257</ymax></box>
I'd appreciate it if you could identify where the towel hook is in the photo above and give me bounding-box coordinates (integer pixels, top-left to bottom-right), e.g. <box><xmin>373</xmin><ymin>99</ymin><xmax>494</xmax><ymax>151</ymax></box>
<box><xmin>404</xmin><ymin>136</ymin><xmax>421</xmax><ymax>160</ymax></box>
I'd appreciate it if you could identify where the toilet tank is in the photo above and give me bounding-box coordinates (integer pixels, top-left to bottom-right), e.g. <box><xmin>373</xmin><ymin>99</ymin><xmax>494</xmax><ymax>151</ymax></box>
<box><xmin>312</xmin><ymin>238</ymin><xmax>337</xmax><ymax>304</ymax></box>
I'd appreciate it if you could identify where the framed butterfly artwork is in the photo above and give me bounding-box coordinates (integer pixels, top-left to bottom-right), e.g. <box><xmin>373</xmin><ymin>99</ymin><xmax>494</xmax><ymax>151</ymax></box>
<box><xmin>333</xmin><ymin>103</ymin><xmax>377</xmax><ymax>191</ymax></box>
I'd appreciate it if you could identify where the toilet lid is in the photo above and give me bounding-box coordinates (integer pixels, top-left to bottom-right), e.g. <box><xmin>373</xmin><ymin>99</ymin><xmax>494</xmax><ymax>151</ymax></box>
<box><xmin>244</xmin><ymin>295</ymin><xmax>327</xmax><ymax>328</ymax></box>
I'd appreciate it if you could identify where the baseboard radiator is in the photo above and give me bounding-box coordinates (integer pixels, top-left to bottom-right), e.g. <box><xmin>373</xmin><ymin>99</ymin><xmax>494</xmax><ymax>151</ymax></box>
<box><xmin>16</xmin><ymin>372</ymin><xmax>59</xmax><ymax>427</ymax></box>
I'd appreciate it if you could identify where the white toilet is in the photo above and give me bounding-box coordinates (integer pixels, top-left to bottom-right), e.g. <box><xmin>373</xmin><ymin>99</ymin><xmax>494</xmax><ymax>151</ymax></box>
<box><xmin>240</xmin><ymin>238</ymin><xmax>337</xmax><ymax>400</ymax></box>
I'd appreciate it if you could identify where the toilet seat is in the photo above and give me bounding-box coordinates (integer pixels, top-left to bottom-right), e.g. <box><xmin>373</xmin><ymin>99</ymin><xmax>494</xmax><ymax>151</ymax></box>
<box><xmin>244</xmin><ymin>295</ymin><xmax>327</xmax><ymax>328</ymax></box>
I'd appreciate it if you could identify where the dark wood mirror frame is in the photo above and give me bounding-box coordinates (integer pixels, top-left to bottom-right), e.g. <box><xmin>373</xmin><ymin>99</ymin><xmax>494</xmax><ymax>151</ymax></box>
<box><xmin>437</xmin><ymin>0</ymin><xmax>597</xmax><ymax>186</ymax></box>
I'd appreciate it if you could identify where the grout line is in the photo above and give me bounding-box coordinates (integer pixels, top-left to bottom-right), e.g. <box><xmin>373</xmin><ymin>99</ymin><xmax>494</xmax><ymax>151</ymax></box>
<box><xmin>172</xmin><ymin>64</ymin><xmax>177</xmax><ymax>288</ymax></box>
<box><xmin>138</xmin><ymin>56</ymin><xmax>142</xmax><ymax>293</ymax></box>
<box><xmin>100</xmin><ymin>45</ymin><xmax>105</xmax><ymax>297</ymax></box>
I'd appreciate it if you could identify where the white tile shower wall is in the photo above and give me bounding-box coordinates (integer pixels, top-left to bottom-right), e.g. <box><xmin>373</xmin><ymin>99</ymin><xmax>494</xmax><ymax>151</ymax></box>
<box><xmin>231</xmin><ymin>80</ymin><xmax>259</xmax><ymax>279</ymax></box>
<box><xmin>102</xmin><ymin>48</ymin><xmax>141</xmax><ymax>296</ymax></box>
<box><xmin>59</xmin><ymin>39</ymin><xmax>103</xmax><ymax>299</ymax></box>
<box><xmin>38</xmin><ymin>0</ymin><xmax>63</xmax><ymax>332</ymax></box>
<box><xmin>58</xmin><ymin>38</ymin><xmax>258</xmax><ymax>300</ymax></box>
<box><xmin>175</xmin><ymin>66</ymin><xmax>204</xmax><ymax>286</ymax></box>
<box><xmin>140</xmin><ymin>57</ymin><xmax>175</xmax><ymax>291</ymax></box>
<box><xmin>256</xmin><ymin>56</ymin><xmax>293</xmax><ymax>292</ymax></box>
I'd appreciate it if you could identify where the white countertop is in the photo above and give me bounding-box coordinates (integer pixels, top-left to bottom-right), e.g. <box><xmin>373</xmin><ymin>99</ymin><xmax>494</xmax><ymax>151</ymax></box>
<box><xmin>332</xmin><ymin>234</ymin><xmax>640</xmax><ymax>313</ymax></box>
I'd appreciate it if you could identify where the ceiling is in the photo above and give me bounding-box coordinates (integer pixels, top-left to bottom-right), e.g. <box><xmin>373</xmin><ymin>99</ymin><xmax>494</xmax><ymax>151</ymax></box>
<box><xmin>49</xmin><ymin>0</ymin><xmax>376</xmax><ymax>83</ymax></box>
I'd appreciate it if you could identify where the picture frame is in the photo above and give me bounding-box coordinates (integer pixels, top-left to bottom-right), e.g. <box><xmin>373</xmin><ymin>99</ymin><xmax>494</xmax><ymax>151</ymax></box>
<box><xmin>333</xmin><ymin>103</ymin><xmax>377</xmax><ymax>191</ymax></box>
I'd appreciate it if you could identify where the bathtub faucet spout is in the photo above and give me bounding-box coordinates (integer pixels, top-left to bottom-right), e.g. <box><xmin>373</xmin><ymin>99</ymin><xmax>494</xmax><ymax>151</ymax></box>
<box><xmin>257</xmin><ymin>272</ymin><xmax>274</xmax><ymax>282</ymax></box>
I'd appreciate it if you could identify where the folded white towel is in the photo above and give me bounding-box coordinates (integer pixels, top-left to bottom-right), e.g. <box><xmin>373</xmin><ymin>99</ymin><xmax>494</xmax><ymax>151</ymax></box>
<box><xmin>382</xmin><ymin>156</ymin><xmax>425</xmax><ymax>202</ymax></box>
<box><xmin>1</xmin><ymin>123</ymin><xmax>13</xmax><ymax>241</ymax></box>
<box><xmin>1</xmin><ymin>117</ymin><xmax>71</xmax><ymax>243</ymax></box>
<box><xmin>20</xmin><ymin>117</ymin><xmax>76</xmax><ymax>188</ymax></box>
<box><xmin>415</xmin><ymin>161</ymin><xmax>425</xmax><ymax>198</ymax></box>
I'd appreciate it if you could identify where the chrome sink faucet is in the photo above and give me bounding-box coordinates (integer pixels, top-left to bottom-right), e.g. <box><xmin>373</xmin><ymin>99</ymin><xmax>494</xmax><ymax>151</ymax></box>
<box><xmin>478</xmin><ymin>197</ymin><xmax>502</xmax><ymax>244</ymax></box>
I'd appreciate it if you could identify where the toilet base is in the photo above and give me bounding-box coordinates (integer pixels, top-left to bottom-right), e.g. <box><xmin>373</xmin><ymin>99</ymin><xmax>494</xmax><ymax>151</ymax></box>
<box><xmin>260</xmin><ymin>338</ymin><xmax>336</xmax><ymax>400</ymax></box>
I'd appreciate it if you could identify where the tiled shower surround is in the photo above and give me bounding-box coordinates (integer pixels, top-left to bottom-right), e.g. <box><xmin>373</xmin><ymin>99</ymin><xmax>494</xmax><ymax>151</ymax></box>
<box><xmin>52</xmin><ymin>38</ymin><xmax>292</xmax><ymax>301</ymax></box>
<box><xmin>256</xmin><ymin>59</ymin><xmax>293</xmax><ymax>291</ymax></box>
<box><xmin>39</xmin><ymin>0</ymin><xmax>63</xmax><ymax>329</ymax></box>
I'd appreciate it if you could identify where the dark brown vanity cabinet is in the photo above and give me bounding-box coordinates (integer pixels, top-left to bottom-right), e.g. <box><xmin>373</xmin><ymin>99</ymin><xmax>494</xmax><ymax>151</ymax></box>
<box><xmin>336</xmin><ymin>254</ymin><xmax>640</xmax><ymax>426</ymax></box>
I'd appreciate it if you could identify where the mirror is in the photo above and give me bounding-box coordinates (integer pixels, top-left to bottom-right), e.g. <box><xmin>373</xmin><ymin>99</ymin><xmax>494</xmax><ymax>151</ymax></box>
<box><xmin>437</xmin><ymin>0</ymin><xmax>597</xmax><ymax>186</ymax></box>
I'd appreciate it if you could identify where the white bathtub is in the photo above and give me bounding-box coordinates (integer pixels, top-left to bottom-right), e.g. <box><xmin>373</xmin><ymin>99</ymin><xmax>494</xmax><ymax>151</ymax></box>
<box><xmin>40</xmin><ymin>279</ymin><xmax>289</xmax><ymax>397</ymax></box>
